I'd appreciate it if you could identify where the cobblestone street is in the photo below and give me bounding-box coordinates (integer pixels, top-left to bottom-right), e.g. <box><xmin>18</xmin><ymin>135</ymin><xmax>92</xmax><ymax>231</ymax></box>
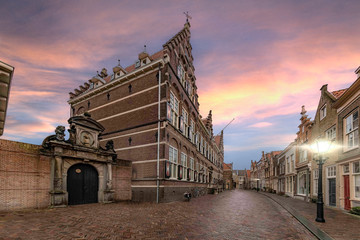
<box><xmin>0</xmin><ymin>190</ymin><xmax>316</xmax><ymax>240</ymax></box>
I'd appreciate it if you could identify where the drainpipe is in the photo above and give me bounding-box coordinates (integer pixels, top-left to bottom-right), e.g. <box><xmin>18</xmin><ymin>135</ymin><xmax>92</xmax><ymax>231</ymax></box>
<box><xmin>156</xmin><ymin>63</ymin><xmax>161</xmax><ymax>204</ymax></box>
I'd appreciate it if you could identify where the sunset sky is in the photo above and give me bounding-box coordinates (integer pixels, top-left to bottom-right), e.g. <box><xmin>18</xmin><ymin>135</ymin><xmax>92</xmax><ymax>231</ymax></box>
<box><xmin>1</xmin><ymin>0</ymin><xmax>360</xmax><ymax>169</ymax></box>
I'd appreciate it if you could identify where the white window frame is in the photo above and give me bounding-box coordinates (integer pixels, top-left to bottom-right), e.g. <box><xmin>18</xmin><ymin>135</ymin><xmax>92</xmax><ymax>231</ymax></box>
<box><xmin>354</xmin><ymin>161</ymin><xmax>360</xmax><ymax>199</ymax></box>
<box><xmin>181</xmin><ymin>152</ymin><xmax>187</xmax><ymax>180</ymax></box>
<box><xmin>344</xmin><ymin>110</ymin><xmax>359</xmax><ymax>151</ymax></box>
<box><xmin>182</xmin><ymin>108</ymin><xmax>189</xmax><ymax>138</ymax></box>
<box><xmin>190</xmin><ymin>157</ymin><xmax>194</xmax><ymax>181</ymax></box>
<box><xmin>320</xmin><ymin>104</ymin><xmax>327</xmax><ymax>120</ymax></box>
<box><xmin>326</xmin><ymin>125</ymin><xmax>336</xmax><ymax>141</ymax></box>
<box><xmin>169</xmin><ymin>145</ymin><xmax>178</xmax><ymax>179</ymax></box>
<box><xmin>190</xmin><ymin>119</ymin><xmax>195</xmax><ymax>143</ymax></box>
<box><xmin>297</xmin><ymin>170</ymin><xmax>307</xmax><ymax>195</ymax></box>
<box><xmin>299</xmin><ymin>148</ymin><xmax>307</xmax><ymax>163</ymax></box>
<box><xmin>170</xmin><ymin>91</ymin><xmax>179</xmax><ymax>129</ymax></box>
<box><xmin>327</xmin><ymin>165</ymin><xmax>336</xmax><ymax>178</ymax></box>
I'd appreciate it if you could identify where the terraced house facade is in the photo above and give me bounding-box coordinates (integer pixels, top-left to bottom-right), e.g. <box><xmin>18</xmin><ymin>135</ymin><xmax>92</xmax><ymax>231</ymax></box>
<box><xmin>68</xmin><ymin>21</ymin><xmax>224</xmax><ymax>202</ymax></box>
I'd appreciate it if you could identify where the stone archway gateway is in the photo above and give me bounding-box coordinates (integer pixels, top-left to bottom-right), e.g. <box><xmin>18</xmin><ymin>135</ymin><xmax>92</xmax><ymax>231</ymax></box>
<box><xmin>67</xmin><ymin>163</ymin><xmax>99</xmax><ymax>205</ymax></box>
<box><xmin>41</xmin><ymin>114</ymin><xmax>119</xmax><ymax>207</ymax></box>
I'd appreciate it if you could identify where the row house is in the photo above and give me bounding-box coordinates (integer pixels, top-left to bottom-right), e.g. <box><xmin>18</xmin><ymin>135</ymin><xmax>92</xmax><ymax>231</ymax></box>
<box><xmin>67</xmin><ymin>21</ymin><xmax>224</xmax><ymax>202</ymax></box>
<box><xmin>295</xmin><ymin>106</ymin><xmax>313</xmax><ymax>200</ymax></box>
<box><xmin>333</xmin><ymin>67</ymin><xmax>360</xmax><ymax>210</ymax></box>
<box><xmin>249</xmin><ymin>151</ymin><xmax>281</xmax><ymax>192</ymax></box>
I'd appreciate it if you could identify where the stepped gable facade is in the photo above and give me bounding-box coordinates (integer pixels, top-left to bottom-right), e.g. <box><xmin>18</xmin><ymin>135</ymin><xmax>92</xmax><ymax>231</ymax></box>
<box><xmin>68</xmin><ymin>21</ymin><xmax>224</xmax><ymax>202</ymax></box>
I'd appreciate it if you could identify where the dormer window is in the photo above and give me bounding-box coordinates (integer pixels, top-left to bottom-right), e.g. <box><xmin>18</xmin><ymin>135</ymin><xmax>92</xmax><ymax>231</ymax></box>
<box><xmin>320</xmin><ymin>104</ymin><xmax>327</xmax><ymax>120</ymax></box>
<box><xmin>135</xmin><ymin>60</ymin><xmax>140</xmax><ymax>68</ymax></box>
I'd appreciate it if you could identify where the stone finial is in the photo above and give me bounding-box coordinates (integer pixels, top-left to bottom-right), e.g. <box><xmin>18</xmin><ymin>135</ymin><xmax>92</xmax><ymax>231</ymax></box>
<box><xmin>301</xmin><ymin>105</ymin><xmax>307</xmax><ymax>116</ymax></box>
<box><xmin>100</xmin><ymin>68</ymin><xmax>108</xmax><ymax>78</ymax></box>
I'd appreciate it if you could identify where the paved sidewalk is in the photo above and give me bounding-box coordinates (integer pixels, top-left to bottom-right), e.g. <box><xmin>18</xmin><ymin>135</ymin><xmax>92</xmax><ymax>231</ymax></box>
<box><xmin>259</xmin><ymin>191</ymin><xmax>360</xmax><ymax>240</ymax></box>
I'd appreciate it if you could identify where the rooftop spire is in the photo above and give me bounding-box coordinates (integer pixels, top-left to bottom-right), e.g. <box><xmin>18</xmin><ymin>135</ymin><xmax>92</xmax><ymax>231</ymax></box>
<box><xmin>183</xmin><ymin>11</ymin><xmax>192</xmax><ymax>23</ymax></box>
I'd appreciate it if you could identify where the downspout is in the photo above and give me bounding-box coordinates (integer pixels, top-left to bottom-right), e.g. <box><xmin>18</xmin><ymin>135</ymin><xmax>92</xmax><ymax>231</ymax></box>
<box><xmin>156</xmin><ymin>63</ymin><xmax>161</xmax><ymax>204</ymax></box>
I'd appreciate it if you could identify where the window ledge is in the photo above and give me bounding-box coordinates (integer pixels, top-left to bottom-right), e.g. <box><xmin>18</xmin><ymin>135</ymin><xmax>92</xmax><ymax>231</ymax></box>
<box><xmin>343</xmin><ymin>147</ymin><xmax>359</xmax><ymax>153</ymax></box>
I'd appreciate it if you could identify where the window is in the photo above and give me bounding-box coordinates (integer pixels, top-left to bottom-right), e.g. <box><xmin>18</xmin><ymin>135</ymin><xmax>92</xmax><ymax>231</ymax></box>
<box><xmin>182</xmin><ymin>108</ymin><xmax>189</xmax><ymax>138</ymax></box>
<box><xmin>313</xmin><ymin>169</ymin><xmax>319</xmax><ymax>196</ymax></box>
<box><xmin>291</xmin><ymin>154</ymin><xmax>295</xmax><ymax>172</ymax></box>
<box><xmin>286</xmin><ymin>157</ymin><xmax>290</xmax><ymax>174</ymax></box>
<box><xmin>297</xmin><ymin>170</ymin><xmax>307</xmax><ymax>195</ymax></box>
<box><xmin>320</xmin><ymin>104</ymin><xmax>327</xmax><ymax>120</ymax></box>
<box><xmin>181</xmin><ymin>152</ymin><xmax>187</xmax><ymax>180</ymax></box>
<box><xmin>354</xmin><ymin>161</ymin><xmax>360</xmax><ymax>174</ymax></box>
<box><xmin>345</xmin><ymin>111</ymin><xmax>359</xmax><ymax>150</ymax></box>
<box><xmin>355</xmin><ymin>175</ymin><xmax>360</xmax><ymax>198</ymax></box>
<box><xmin>327</xmin><ymin>166</ymin><xmax>336</xmax><ymax>178</ymax></box>
<box><xmin>354</xmin><ymin>161</ymin><xmax>360</xmax><ymax>198</ymax></box>
<box><xmin>169</xmin><ymin>146</ymin><xmax>178</xmax><ymax>179</ymax></box>
<box><xmin>200</xmin><ymin>136</ymin><xmax>204</xmax><ymax>154</ymax></box>
<box><xmin>190</xmin><ymin>120</ymin><xmax>195</xmax><ymax>143</ymax></box>
<box><xmin>326</xmin><ymin>125</ymin><xmax>336</xmax><ymax>140</ymax></box>
<box><xmin>343</xmin><ymin>164</ymin><xmax>349</xmax><ymax>174</ymax></box>
<box><xmin>299</xmin><ymin>148</ymin><xmax>307</xmax><ymax>163</ymax></box>
<box><xmin>170</xmin><ymin>92</ymin><xmax>179</xmax><ymax>129</ymax></box>
<box><xmin>190</xmin><ymin>157</ymin><xmax>194</xmax><ymax>180</ymax></box>
<box><xmin>177</xmin><ymin>64</ymin><xmax>185</xmax><ymax>84</ymax></box>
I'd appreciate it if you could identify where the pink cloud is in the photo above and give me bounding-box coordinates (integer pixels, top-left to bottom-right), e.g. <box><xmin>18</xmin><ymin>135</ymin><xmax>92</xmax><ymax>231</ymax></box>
<box><xmin>248</xmin><ymin>122</ymin><xmax>273</xmax><ymax>128</ymax></box>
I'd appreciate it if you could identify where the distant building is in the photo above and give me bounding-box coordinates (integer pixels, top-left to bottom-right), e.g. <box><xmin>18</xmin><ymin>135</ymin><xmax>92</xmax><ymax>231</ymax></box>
<box><xmin>233</xmin><ymin>170</ymin><xmax>246</xmax><ymax>189</ymax></box>
<box><xmin>0</xmin><ymin>61</ymin><xmax>14</xmax><ymax>136</ymax></box>
<box><xmin>223</xmin><ymin>163</ymin><xmax>233</xmax><ymax>190</ymax></box>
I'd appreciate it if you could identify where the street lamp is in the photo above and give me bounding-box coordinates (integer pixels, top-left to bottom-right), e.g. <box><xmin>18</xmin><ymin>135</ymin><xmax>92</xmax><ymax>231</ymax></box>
<box><xmin>310</xmin><ymin>138</ymin><xmax>332</xmax><ymax>223</ymax></box>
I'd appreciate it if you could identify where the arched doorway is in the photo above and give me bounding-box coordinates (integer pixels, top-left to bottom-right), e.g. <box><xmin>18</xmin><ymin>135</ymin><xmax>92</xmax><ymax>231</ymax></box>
<box><xmin>67</xmin><ymin>163</ymin><xmax>99</xmax><ymax>205</ymax></box>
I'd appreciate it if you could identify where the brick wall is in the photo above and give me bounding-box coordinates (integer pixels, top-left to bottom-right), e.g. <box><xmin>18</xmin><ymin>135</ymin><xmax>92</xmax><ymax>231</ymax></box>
<box><xmin>112</xmin><ymin>159</ymin><xmax>132</xmax><ymax>201</ymax></box>
<box><xmin>0</xmin><ymin>139</ymin><xmax>51</xmax><ymax>211</ymax></box>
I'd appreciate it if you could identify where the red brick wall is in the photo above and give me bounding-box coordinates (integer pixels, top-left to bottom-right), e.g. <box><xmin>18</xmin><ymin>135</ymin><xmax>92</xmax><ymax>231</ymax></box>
<box><xmin>112</xmin><ymin>160</ymin><xmax>132</xmax><ymax>201</ymax></box>
<box><xmin>0</xmin><ymin>139</ymin><xmax>51</xmax><ymax>211</ymax></box>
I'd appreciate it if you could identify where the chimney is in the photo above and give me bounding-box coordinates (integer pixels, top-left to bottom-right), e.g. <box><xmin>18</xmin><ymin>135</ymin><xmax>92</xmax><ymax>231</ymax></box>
<box><xmin>320</xmin><ymin>84</ymin><xmax>328</xmax><ymax>93</ymax></box>
<box><xmin>355</xmin><ymin>66</ymin><xmax>360</xmax><ymax>78</ymax></box>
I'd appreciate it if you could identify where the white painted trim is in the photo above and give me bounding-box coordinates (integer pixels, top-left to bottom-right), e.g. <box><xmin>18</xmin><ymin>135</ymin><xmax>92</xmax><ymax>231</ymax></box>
<box><xmin>114</xmin><ymin>141</ymin><xmax>167</xmax><ymax>151</ymax></box>
<box><xmin>99</xmin><ymin>127</ymin><xmax>165</xmax><ymax>142</ymax></box>
<box><xmin>98</xmin><ymin>100</ymin><xmax>167</xmax><ymax>122</ymax></box>
<box><xmin>88</xmin><ymin>83</ymin><xmax>166</xmax><ymax>113</ymax></box>
<box><xmin>132</xmin><ymin>159</ymin><xmax>167</xmax><ymax>164</ymax></box>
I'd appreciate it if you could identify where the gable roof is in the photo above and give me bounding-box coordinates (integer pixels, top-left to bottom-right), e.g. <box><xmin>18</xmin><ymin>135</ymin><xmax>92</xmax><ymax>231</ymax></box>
<box><xmin>223</xmin><ymin>162</ymin><xmax>232</xmax><ymax>170</ymax></box>
<box><xmin>331</xmin><ymin>89</ymin><xmax>348</xmax><ymax>99</ymax></box>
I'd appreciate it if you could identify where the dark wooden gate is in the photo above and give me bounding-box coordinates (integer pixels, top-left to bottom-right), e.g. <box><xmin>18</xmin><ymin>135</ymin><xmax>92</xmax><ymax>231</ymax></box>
<box><xmin>67</xmin><ymin>164</ymin><xmax>98</xmax><ymax>205</ymax></box>
<box><xmin>328</xmin><ymin>178</ymin><xmax>336</xmax><ymax>206</ymax></box>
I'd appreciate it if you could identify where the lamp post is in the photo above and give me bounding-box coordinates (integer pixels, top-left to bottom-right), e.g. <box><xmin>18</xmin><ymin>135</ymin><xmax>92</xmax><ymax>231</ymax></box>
<box><xmin>311</xmin><ymin>138</ymin><xmax>332</xmax><ymax>223</ymax></box>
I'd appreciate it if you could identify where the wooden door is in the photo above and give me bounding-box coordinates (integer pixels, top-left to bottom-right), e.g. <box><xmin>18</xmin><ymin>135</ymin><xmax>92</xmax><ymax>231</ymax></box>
<box><xmin>344</xmin><ymin>175</ymin><xmax>350</xmax><ymax>210</ymax></box>
<box><xmin>67</xmin><ymin>164</ymin><xmax>98</xmax><ymax>205</ymax></box>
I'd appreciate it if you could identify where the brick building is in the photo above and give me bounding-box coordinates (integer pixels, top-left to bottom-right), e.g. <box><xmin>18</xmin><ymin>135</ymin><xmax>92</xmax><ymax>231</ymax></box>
<box><xmin>68</xmin><ymin>21</ymin><xmax>224</xmax><ymax>202</ymax></box>
<box><xmin>223</xmin><ymin>163</ymin><xmax>233</xmax><ymax>190</ymax></box>
<box><xmin>333</xmin><ymin>67</ymin><xmax>360</xmax><ymax>210</ymax></box>
<box><xmin>295</xmin><ymin>106</ymin><xmax>313</xmax><ymax>200</ymax></box>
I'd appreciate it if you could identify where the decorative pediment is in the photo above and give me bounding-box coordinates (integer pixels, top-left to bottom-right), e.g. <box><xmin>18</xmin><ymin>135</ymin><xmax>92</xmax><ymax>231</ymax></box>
<box><xmin>68</xmin><ymin>115</ymin><xmax>105</xmax><ymax>149</ymax></box>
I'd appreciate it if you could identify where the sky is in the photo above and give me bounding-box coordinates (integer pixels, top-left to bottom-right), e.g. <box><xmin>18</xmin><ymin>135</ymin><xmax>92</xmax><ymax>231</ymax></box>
<box><xmin>1</xmin><ymin>0</ymin><xmax>360</xmax><ymax>170</ymax></box>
